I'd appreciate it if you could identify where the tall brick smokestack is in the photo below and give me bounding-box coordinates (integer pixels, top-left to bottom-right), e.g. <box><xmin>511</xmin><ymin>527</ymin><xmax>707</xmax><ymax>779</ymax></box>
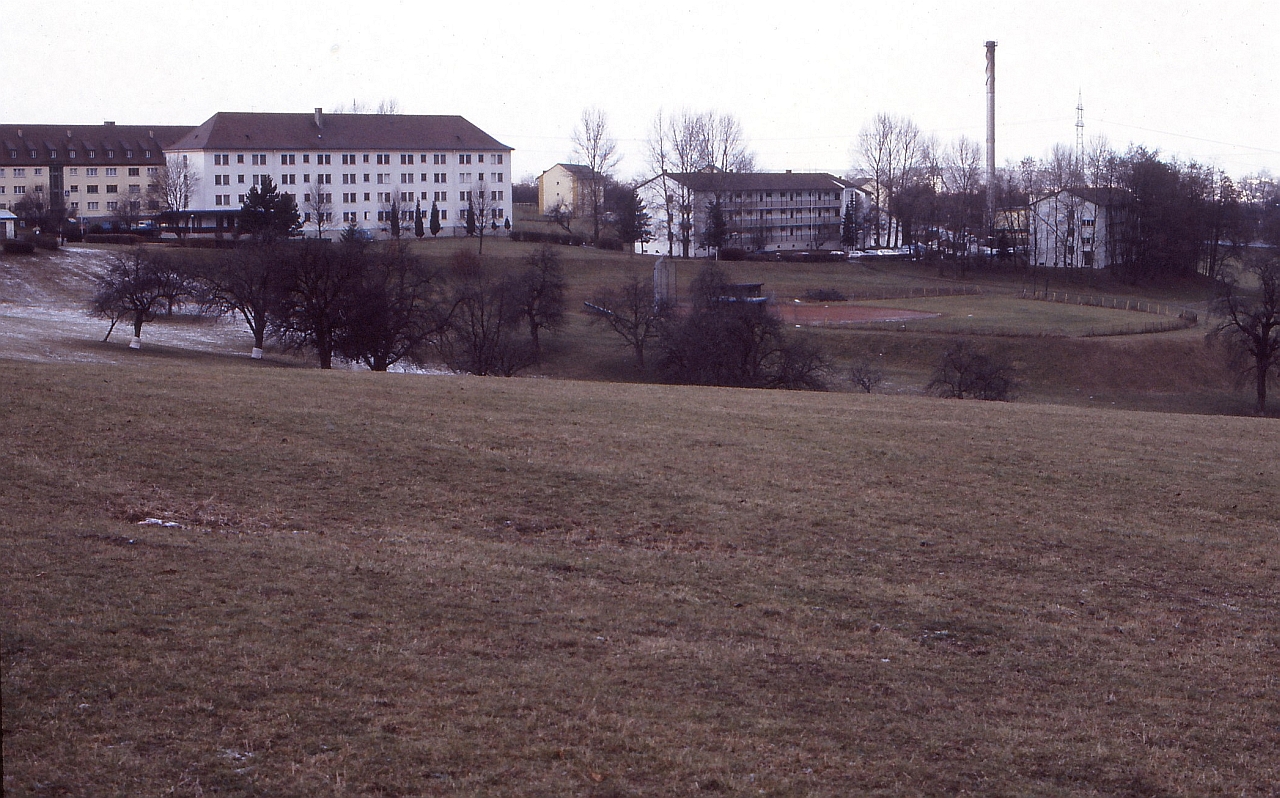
<box><xmin>985</xmin><ymin>40</ymin><xmax>997</xmax><ymax>236</ymax></box>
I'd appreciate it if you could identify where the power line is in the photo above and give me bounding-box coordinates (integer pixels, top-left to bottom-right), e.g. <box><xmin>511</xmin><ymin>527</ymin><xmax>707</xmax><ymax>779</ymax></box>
<box><xmin>1095</xmin><ymin>119</ymin><xmax>1280</xmax><ymax>155</ymax></box>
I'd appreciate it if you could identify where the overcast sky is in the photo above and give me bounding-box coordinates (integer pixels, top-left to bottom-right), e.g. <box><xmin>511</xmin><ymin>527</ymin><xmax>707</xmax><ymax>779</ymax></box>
<box><xmin>4</xmin><ymin>1</ymin><xmax>1276</xmax><ymax>183</ymax></box>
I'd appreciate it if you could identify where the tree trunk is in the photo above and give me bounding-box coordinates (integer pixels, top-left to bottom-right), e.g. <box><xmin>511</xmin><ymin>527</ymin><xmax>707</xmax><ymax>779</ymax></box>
<box><xmin>1257</xmin><ymin>365</ymin><xmax>1268</xmax><ymax>415</ymax></box>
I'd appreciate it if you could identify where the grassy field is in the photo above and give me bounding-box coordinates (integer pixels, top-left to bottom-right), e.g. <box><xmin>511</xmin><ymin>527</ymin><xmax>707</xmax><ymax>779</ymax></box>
<box><xmin>3</xmin><ymin>356</ymin><xmax>1278</xmax><ymax>795</ymax></box>
<box><xmin>850</xmin><ymin>295</ymin><xmax>1190</xmax><ymax>337</ymax></box>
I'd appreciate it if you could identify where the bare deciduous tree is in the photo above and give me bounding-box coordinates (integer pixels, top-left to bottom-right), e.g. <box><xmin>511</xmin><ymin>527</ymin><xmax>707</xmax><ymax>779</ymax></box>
<box><xmin>1209</xmin><ymin>253</ymin><xmax>1280</xmax><ymax>414</ymax></box>
<box><xmin>585</xmin><ymin>274</ymin><xmax>670</xmax><ymax>368</ymax></box>
<box><xmin>927</xmin><ymin>341</ymin><xmax>1017</xmax><ymax>401</ymax></box>
<box><xmin>93</xmin><ymin>249</ymin><xmax>194</xmax><ymax>347</ymax></box>
<box><xmin>307</xmin><ymin>190</ymin><xmax>334</xmax><ymax>240</ymax></box>
<box><xmin>647</xmin><ymin>109</ymin><xmax>756</xmax><ymax>257</ymax></box>
<box><xmin>572</xmin><ymin>108</ymin><xmax>621</xmax><ymax>245</ymax></box>
<box><xmin>514</xmin><ymin>246</ymin><xmax>566</xmax><ymax>357</ymax></box>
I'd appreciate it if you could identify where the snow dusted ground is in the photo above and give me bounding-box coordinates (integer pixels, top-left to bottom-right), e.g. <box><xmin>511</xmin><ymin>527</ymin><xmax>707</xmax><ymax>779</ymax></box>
<box><xmin>0</xmin><ymin>246</ymin><xmax>455</xmax><ymax>373</ymax></box>
<box><xmin>0</xmin><ymin>246</ymin><xmax>263</xmax><ymax>364</ymax></box>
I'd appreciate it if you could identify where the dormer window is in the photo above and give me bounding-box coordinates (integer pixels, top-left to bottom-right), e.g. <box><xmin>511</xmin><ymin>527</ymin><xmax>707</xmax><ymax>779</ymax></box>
<box><xmin>69</xmin><ymin>150</ymin><xmax>76</xmax><ymax>159</ymax></box>
<box><xmin>126</xmin><ymin>150</ymin><xmax>133</xmax><ymax>158</ymax></box>
<box><xmin>106</xmin><ymin>149</ymin><xmax>115</xmax><ymax>158</ymax></box>
<box><xmin>29</xmin><ymin>150</ymin><xmax>37</xmax><ymax>158</ymax></box>
<box><xmin>49</xmin><ymin>151</ymin><xmax>57</xmax><ymax>159</ymax></box>
<box><xmin>88</xmin><ymin>150</ymin><xmax>96</xmax><ymax>159</ymax></box>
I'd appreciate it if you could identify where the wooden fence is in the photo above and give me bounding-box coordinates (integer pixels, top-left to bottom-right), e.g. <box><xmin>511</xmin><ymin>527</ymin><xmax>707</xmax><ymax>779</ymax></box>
<box><xmin>1019</xmin><ymin>290</ymin><xmax>1198</xmax><ymax>325</ymax></box>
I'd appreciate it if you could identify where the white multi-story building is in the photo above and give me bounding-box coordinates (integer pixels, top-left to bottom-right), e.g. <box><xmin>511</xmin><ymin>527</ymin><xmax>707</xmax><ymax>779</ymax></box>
<box><xmin>166</xmin><ymin>109</ymin><xmax>513</xmax><ymax>238</ymax></box>
<box><xmin>0</xmin><ymin>123</ymin><xmax>189</xmax><ymax>225</ymax></box>
<box><xmin>1029</xmin><ymin>187</ymin><xmax>1129</xmax><ymax>269</ymax></box>
<box><xmin>636</xmin><ymin>170</ymin><xmax>897</xmax><ymax>256</ymax></box>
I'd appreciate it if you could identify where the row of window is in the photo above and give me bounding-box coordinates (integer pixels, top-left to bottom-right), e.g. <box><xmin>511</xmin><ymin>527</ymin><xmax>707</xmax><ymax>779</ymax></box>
<box><xmin>202</xmin><ymin>171</ymin><xmax>505</xmax><ymax>189</ymax></box>
<box><xmin>209</xmin><ymin>152</ymin><xmax>503</xmax><ymax>166</ymax></box>
<box><xmin>314</xmin><ymin>190</ymin><xmax>505</xmax><ymax>204</ymax></box>
<box><xmin>0</xmin><ymin>166</ymin><xmax>157</xmax><ymax>179</ymax></box>
<box><xmin>4</xmin><ymin>148</ymin><xmax>152</xmax><ymax>161</ymax></box>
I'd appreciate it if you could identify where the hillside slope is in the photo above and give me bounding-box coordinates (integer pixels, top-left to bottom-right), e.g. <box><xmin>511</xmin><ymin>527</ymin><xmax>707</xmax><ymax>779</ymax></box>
<box><xmin>3</xmin><ymin>359</ymin><xmax>1277</xmax><ymax>795</ymax></box>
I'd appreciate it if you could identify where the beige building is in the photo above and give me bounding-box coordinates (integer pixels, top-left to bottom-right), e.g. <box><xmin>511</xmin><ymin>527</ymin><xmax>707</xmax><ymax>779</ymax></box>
<box><xmin>536</xmin><ymin>163</ymin><xmax>597</xmax><ymax>216</ymax></box>
<box><xmin>0</xmin><ymin>123</ymin><xmax>190</xmax><ymax>228</ymax></box>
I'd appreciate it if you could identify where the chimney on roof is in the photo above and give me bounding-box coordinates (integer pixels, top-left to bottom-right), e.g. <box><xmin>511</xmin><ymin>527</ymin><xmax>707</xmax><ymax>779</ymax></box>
<box><xmin>315</xmin><ymin>107</ymin><xmax>323</xmax><ymax>129</ymax></box>
<box><xmin>786</xmin><ymin>169</ymin><xmax>792</xmax><ymax>174</ymax></box>
<box><xmin>105</xmin><ymin>121</ymin><xmax>115</xmax><ymax>126</ymax></box>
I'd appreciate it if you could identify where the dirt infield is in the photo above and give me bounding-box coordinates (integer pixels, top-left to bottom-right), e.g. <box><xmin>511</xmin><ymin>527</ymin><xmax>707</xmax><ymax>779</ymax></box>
<box><xmin>775</xmin><ymin>300</ymin><xmax>939</xmax><ymax>326</ymax></box>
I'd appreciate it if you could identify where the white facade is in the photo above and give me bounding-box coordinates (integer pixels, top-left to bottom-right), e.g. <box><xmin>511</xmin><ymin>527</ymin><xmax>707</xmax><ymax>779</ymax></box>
<box><xmin>1029</xmin><ymin>188</ymin><xmax>1127</xmax><ymax>269</ymax></box>
<box><xmin>167</xmin><ymin>111</ymin><xmax>513</xmax><ymax>239</ymax></box>
<box><xmin>636</xmin><ymin>171</ymin><xmax>898</xmax><ymax>256</ymax></box>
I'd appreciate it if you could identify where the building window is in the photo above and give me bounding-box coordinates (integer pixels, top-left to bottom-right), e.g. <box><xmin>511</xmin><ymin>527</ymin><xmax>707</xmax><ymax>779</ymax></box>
<box><xmin>239</xmin><ymin>175</ymin><xmax>246</xmax><ymax>184</ymax></box>
<box><xmin>105</xmin><ymin>184</ymin><xmax>118</xmax><ymax>194</ymax></box>
<box><xmin>376</xmin><ymin>154</ymin><xmax>390</xmax><ymax>165</ymax></box>
<box><xmin>400</xmin><ymin>173</ymin><xmax>413</xmax><ymax>183</ymax></box>
<box><xmin>129</xmin><ymin>185</ymin><xmax>140</xmax><ymax>194</ymax></box>
<box><xmin>106</xmin><ymin>167</ymin><xmax>118</xmax><ymax>177</ymax></box>
<box><xmin>87</xmin><ymin>185</ymin><xmax>99</xmax><ymax>194</ymax></box>
<box><xmin>400</xmin><ymin>154</ymin><xmax>412</xmax><ymax>165</ymax></box>
<box><xmin>433</xmin><ymin>173</ymin><xmax>446</xmax><ymax>184</ymax></box>
<box><xmin>281</xmin><ymin>154</ymin><xmax>296</xmax><ymax>165</ymax></box>
<box><xmin>420</xmin><ymin>173</ymin><xmax>429</xmax><ymax>182</ymax></box>
<box><xmin>363</xmin><ymin>193</ymin><xmax>370</xmax><ymax>201</ymax></box>
<box><xmin>460</xmin><ymin>173</ymin><xmax>471</xmax><ymax>184</ymax></box>
<box><xmin>69</xmin><ymin>185</ymin><xmax>78</xmax><ymax>193</ymax></box>
<box><xmin>106</xmin><ymin>201</ymin><xmax>118</xmax><ymax>210</ymax></box>
<box><xmin>13</xmin><ymin>186</ymin><xmax>25</xmax><ymax>195</ymax></box>
<box><xmin>147</xmin><ymin>167</ymin><xmax>158</xmax><ymax>176</ymax></box>
<box><xmin>420</xmin><ymin>191</ymin><xmax>429</xmax><ymax>200</ymax></box>
<box><xmin>496</xmin><ymin>172</ymin><xmax>504</xmax><ymax>183</ymax></box>
<box><xmin>87</xmin><ymin>201</ymin><xmax>99</xmax><ymax>210</ymax></box>
<box><xmin>14</xmin><ymin>168</ymin><xmax>26</xmax><ymax>178</ymax></box>
<box><xmin>440</xmin><ymin>209</ymin><xmax>447</xmax><ymax>221</ymax></box>
<box><xmin>125</xmin><ymin>149</ymin><xmax>133</xmax><ymax>158</ymax></box>
<box><xmin>459</xmin><ymin>154</ymin><xmax>471</xmax><ymax>165</ymax></box>
<box><xmin>434</xmin><ymin>154</ymin><xmax>446</xmax><ymax>165</ymax></box>
<box><xmin>496</xmin><ymin>154</ymin><xmax>503</xmax><ymax>165</ymax></box>
<box><xmin>237</xmin><ymin>154</ymin><xmax>245</xmax><ymax>164</ymax></box>
<box><xmin>128</xmin><ymin>167</ymin><xmax>140</xmax><ymax>176</ymax></box>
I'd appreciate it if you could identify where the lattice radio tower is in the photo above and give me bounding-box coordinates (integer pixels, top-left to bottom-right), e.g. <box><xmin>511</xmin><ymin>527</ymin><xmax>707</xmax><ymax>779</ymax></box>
<box><xmin>1075</xmin><ymin>91</ymin><xmax>1086</xmax><ymax>164</ymax></box>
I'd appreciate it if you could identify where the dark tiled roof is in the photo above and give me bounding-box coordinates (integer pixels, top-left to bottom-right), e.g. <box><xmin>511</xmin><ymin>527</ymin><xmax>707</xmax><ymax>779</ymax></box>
<box><xmin>169</xmin><ymin>112</ymin><xmax>511</xmax><ymax>152</ymax></box>
<box><xmin>0</xmin><ymin>124</ymin><xmax>192</xmax><ymax>166</ymax></box>
<box><xmin>1034</xmin><ymin>186</ymin><xmax>1132</xmax><ymax>207</ymax></box>
<box><xmin>543</xmin><ymin>163</ymin><xmax>595</xmax><ymax>178</ymax></box>
<box><xmin>661</xmin><ymin>171</ymin><xmax>855</xmax><ymax>193</ymax></box>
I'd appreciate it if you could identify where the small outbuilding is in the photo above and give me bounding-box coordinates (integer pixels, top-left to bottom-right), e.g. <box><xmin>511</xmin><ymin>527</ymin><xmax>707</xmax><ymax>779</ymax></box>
<box><xmin>0</xmin><ymin>209</ymin><xmax>17</xmax><ymax>240</ymax></box>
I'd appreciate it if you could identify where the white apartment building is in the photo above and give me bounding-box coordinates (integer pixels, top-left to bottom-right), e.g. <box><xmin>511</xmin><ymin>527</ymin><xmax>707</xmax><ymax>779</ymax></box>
<box><xmin>166</xmin><ymin>109</ymin><xmax>513</xmax><ymax>238</ymax></box>
<box><xmin>636</xmin><ymin>170</ymin><xmax>896</xmax><ymax>256</ymax></box>
<box><xmin>1029</xmin><ymin>187</ymin><xmax>1129</xmax><ymax>269</ymax></box>
<box><xmin>0</xmin><ymin>123</ymin><xmax>189</xmax><ymax>225</ymax></box>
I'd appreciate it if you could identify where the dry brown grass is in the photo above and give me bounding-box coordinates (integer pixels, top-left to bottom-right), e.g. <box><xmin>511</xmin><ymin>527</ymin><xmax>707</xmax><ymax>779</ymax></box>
<box><xmin>3</xmin><ymin>357</ymin><xmax>1278</xmax><ymax>796</ymax></box>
